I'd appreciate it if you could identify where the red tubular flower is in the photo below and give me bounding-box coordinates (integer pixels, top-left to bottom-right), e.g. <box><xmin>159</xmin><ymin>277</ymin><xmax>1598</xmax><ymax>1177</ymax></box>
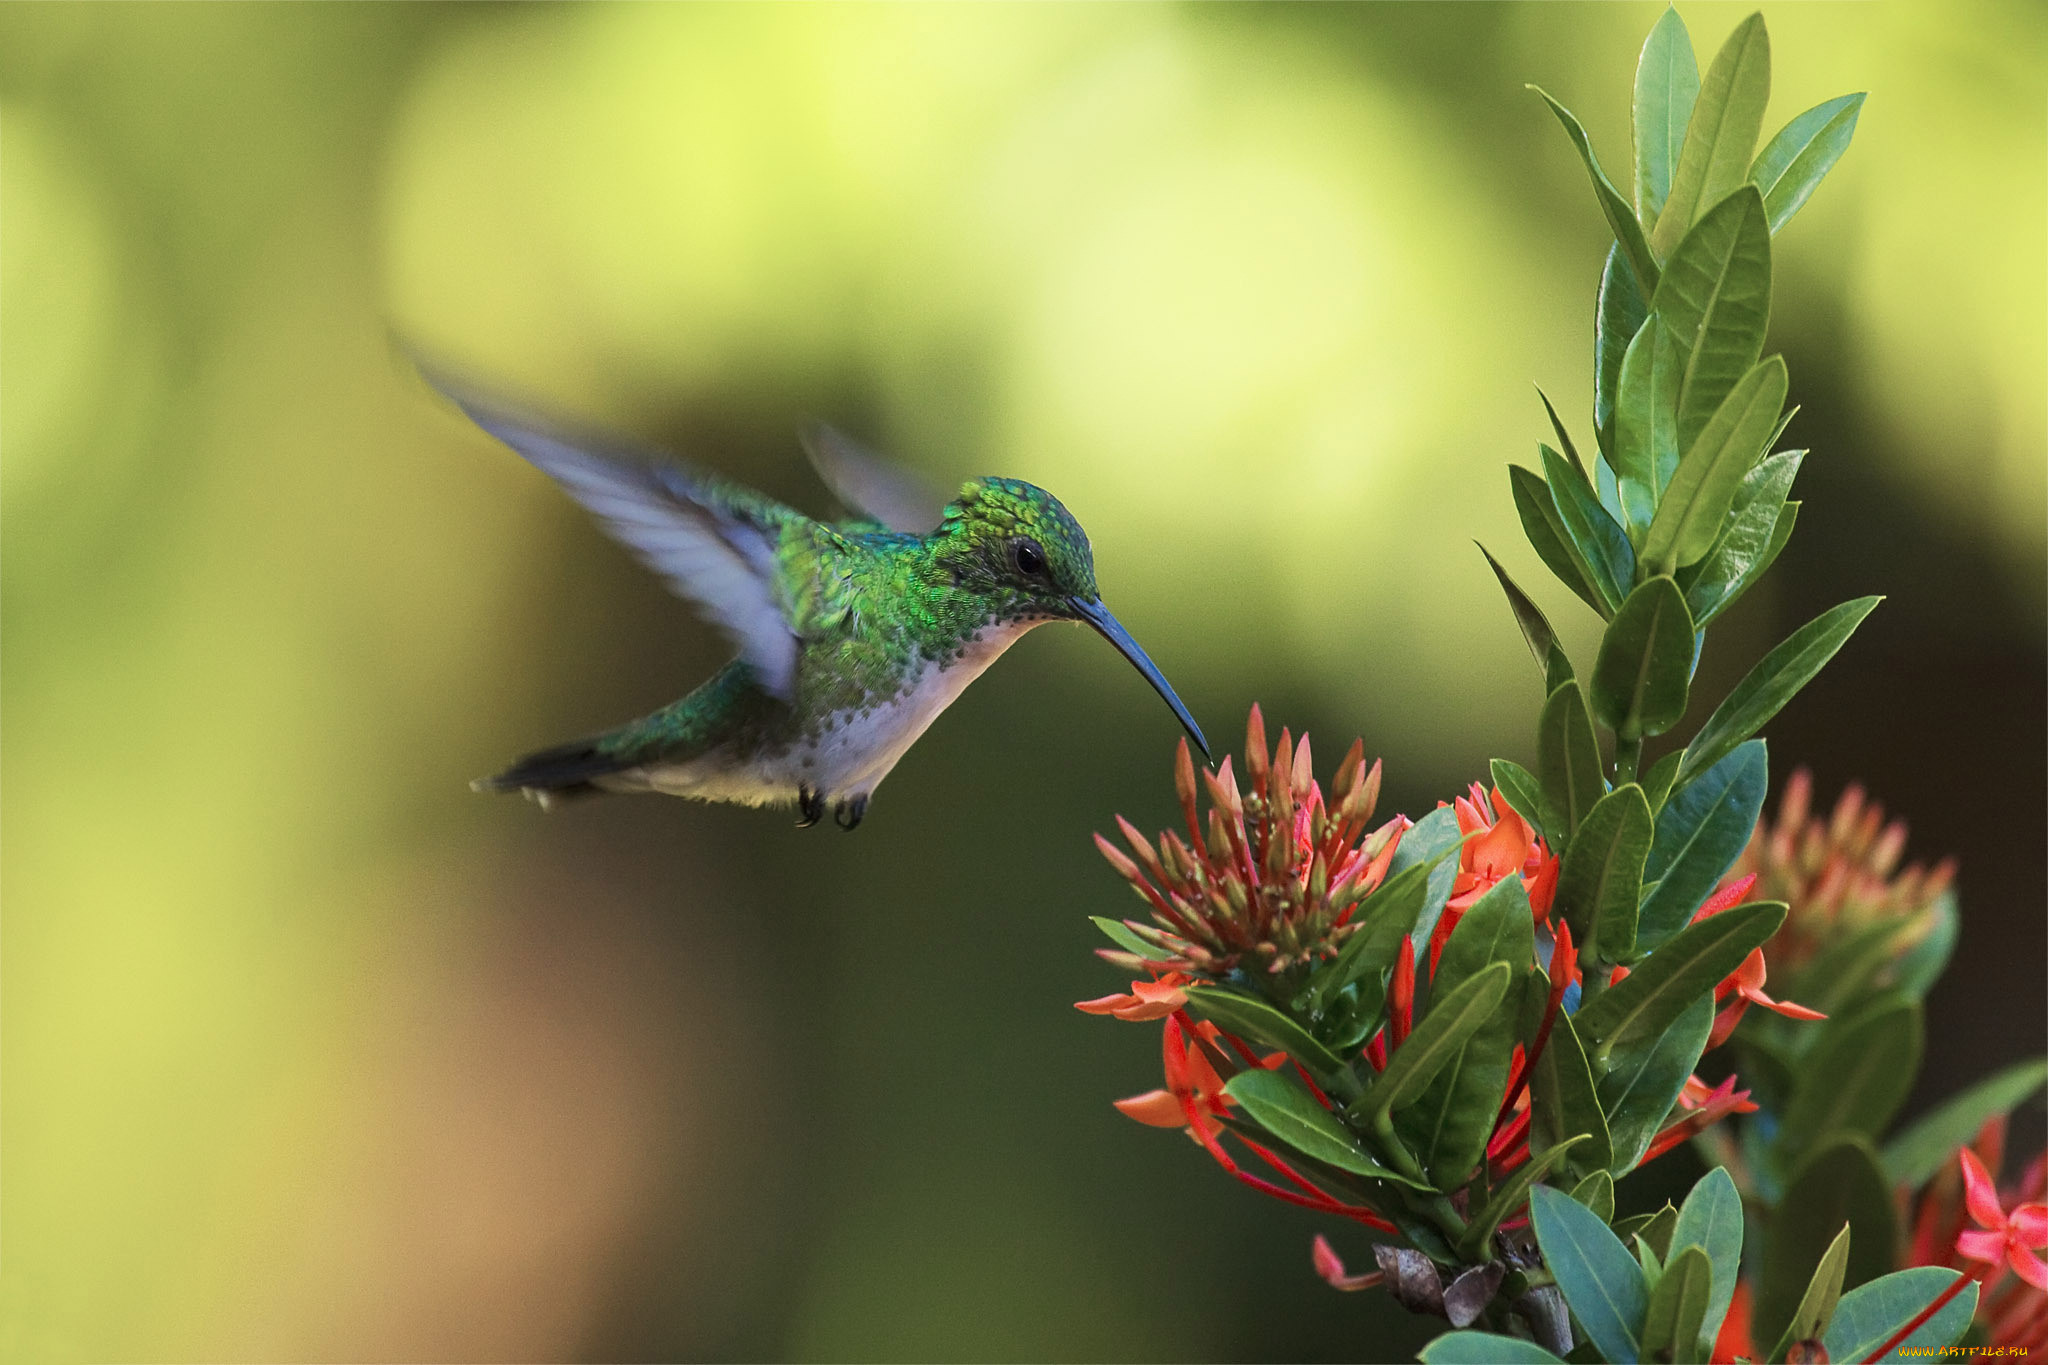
<box><xmin>1692</xmin><ymin>873</ymin><xmax>1827</xmax><ymax>1048</ymax></box>
<box><xmin>1312</xmin><ymin>1234</ymin><xmax>1386</xmax><ymax>1292</ymax></box>
<box><xmin>1639</xmin><ymin>1076</ymin><xmax>1759</xmax><ymax>1167</ymax></box>
<box><xmin>1958</xmin><ymin>1148</ymin><xmax>2048</xmax><ymax>1290</ymax></box>
<box><xmin>1431</xmin><ymin>785</ymin><xmax>1558</xmax><ymax>975</ymax></box>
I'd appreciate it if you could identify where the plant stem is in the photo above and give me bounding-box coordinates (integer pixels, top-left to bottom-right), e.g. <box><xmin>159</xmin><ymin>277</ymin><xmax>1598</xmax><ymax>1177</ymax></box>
<box><xmin>1613</xmin><ymin>735</ymin><xmax>1642</xmax><ymax>787</ymax></box>
<box><xmin>1859</xmin><ymin>1268</ymin><xmax>1980</xmax><ymax>1363</ymax></box>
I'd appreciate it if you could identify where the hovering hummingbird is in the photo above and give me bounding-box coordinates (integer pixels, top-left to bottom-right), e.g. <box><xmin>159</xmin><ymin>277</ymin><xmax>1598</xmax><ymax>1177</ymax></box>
<box><xmin>433</xmin><ymin>372</ymin><xmax>1208</xmax><ymax>829</ymax></box>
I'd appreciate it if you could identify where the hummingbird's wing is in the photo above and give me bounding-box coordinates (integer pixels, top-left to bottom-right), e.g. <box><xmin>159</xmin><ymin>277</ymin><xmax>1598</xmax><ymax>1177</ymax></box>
<box><xmin>428</xmin><ymin>374</ymin><xmax>804</xmax><ymax>700</ymax></box>
<box><xmin>797</xmin><ymin>421</ymin><xmax>948</xmax><ymax>534</ymax></box>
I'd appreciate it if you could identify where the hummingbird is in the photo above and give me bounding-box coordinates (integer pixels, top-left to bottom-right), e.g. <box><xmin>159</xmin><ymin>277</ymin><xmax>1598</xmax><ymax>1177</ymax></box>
<box><xmin>432</xmin><ymin>372</ymin><xmax>1209</xmax><ymax>829</ymax></box>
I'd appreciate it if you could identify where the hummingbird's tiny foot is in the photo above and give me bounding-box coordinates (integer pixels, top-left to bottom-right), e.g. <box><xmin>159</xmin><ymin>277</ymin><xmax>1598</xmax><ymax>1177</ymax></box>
<box><xmin>834</xmin><ymin>796</ymin><xmax>867</xmax><ymax>831</ymax></box>
<box><xmin>796</xmin><ymin>785</ymin><xmax>824</xmax><ymax>828</ymax></box>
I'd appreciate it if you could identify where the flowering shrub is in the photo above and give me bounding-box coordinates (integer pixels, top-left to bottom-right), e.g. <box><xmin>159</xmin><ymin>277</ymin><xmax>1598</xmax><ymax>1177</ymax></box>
<box><xmin>1075</xmin><ymin>10</ymin><xmax>2044</xmax><ymax>1362</ymax></box>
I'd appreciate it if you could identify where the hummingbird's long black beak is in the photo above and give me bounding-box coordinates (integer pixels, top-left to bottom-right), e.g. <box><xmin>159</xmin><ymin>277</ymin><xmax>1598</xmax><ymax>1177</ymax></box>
<box><xmin>1069</xmin><ymin>596</ymin><xmax>1210</xmax><ymax>759</ymax></box>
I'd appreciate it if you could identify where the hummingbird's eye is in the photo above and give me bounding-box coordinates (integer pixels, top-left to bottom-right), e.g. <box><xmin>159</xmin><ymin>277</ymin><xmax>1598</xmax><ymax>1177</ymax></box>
<box><xmin>1013</xmin><ymin>538</ymin><xmax>1047</xmax><ymax>577</ymax></box>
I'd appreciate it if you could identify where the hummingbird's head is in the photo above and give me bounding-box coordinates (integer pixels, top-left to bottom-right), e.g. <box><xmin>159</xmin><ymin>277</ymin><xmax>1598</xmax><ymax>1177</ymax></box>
<box><xmin>937</xmin><ymin>478</ymin><xmax>1208</xmax><ymax>757</ymax></box>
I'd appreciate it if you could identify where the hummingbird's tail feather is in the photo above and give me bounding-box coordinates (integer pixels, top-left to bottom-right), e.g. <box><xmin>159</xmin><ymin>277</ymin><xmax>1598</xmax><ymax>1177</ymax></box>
<box><xmin>473</xmin><ymin>737</ymin><xmax>636</xmax><ymax>806</ymax></box>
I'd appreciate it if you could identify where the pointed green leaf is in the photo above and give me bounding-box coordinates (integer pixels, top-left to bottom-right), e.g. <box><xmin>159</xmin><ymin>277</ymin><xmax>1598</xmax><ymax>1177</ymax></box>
<box><xmin>1183</xmin><ymin>986</ymin><xmax>1355</xmax><ymax>1098</ymax></box>
<box><xmin>1778</xmin><ymin>996</ymin><xmax>1923</xmax><ymax>1155</ymax></box>
<box><xmin>1652</xmin><ymin>12</ymin><xmax>1771</xmax><ymax>255</ymax></box>
<box><xmin>1757</xmin><ymin>1136</ymin><xmax>1898</xmax><ymax>1350</ymax></box>
<box><xmin>1221</xmin><ymin>1068</ymin><xmax>1430</xmax><ymax>1187</ymax></box>
<box><xmin>1571</xmin><ymin>1168</ymin><xmax>1617</xmax><ymax>1224</ymax></box>
<box><xmin>1652</xmin><ymin>188</ymin><xmax>1773</xmax><ymax>451</ymax></box>
<box><xmin>1531</xmin><ymin>1184</ymin><xmax>1648</xmax><ymax>1365</ymax></box>
<box><xmin>1352</xmin><ymin>964</ymin><xmax>1513</xmax><ymax>1134</ymax></box>
<box><xmin>1512</xmin><ymin>463</ymin><xmax>1611</xmax><ymax>618</ymax></box>
<box><xmin>1767</xmin><ymin>1223</ymin><xmax>1852</xmax><ymax>1364</ymax></box>
<box><xmin>1671</xmin><ymin>1167</ymin><xmax>1743</xmax><ymax>1354</ymax></box>
<box><xmin>1752</xmin><ymin>93</ymin><xmax>1865</xmax><ymax>234</ymax></box>
<box><xmin>1823</xmin><ymin>1267</ymin><xmax>1976</xmax><ymax>1363</ymax></box>
<box><xmin>1643</xmin><ymin>356</ymin><xmax>1788</xmax><ymax>576</ymax></box>
<box><xmin>1597</xmin><ymin>246</ymin><xmax>1652</xmax><ymax>464</ymax></box>
<box><xmin>1578</xmin><ymin>900</ymin><xmax>1783</xmax><ymax>1058</ymax></box>
<box><xmin>1395</xmin><ymin>805</ymin><xmax>1468</xmax><ymax>965</ymax></box>
<box><xmin>1532</xmin><ymin>86</ymin><xmax>1661</xmax><ymax>297</ymax></box>
<box><xmin>1420</xmin><ymin>1332</ymin><xmax>1568</xmax><ymax>1365</ymax></box>
<box><xmin>1777</xmin><ymin>919</ymin><xmax>1914</xmax><ymax>1029</ymax></box>
<box><xmin>1639</xmin><ymin>740</ymin><xmax>1768</xmax><ymax>948</ymax></box>
<box><xmin>1640</xmin><ymin>750</ymin><xmax>1684</xmax><ymax>812</ymax></box>
<box><xmin>1641</xmin><ymin>1245</ymin><xmax>1712</xmax><ymax>1365</ymax></box>
<box><xmin>1882</xmin><ymin>1057</ymin><xmax>2048</xmax><ymax>1189</ymax></box>
<box><xmin>1683</xmin><ymin>450</ymin><xmax>1803</xmax><ymax>625</ymax></box>
<box><xmin>1310</xmin><ymin>855</ymin><xmax>1436</xmax><ymax>1010</ymax></box>
<box><xmin>1633</xmin><ymin>7</ymin><xmax>1702</xmax><ymax>226</ymax></box>
<box><xmin>1593</xmin><ymin>576</ymin><xmax>1696</xmax><ymax>740</ymax></box>
<box><xmin>1556</xmin><ymin>784</ymin><xmax>1653</xmax><ymax>963</ymax></box>
<box><xmin>1600</xmin><ymin>992</ymin><xmax>1714</xmax><ymax>1174</ymax></box>
<box><xmin>1616</xmin><ymin>1204</ymin><xmax>1681</xmax><ymax>1261</ymax></box>
<box><xmin>1677</xmin><ymin>597</ymin><xmax>1882</xmax><ymax>789</ymax></box>
<box><xmin>1538</xmin><ymin>388</ymin><xmax>1588</xmax><ymax>480</ymax></box>
<box><xmin>1613</xmin><ymin>316</ymin><xmax>1683</xmax><ymax>537</ymax></box>
<box><xmin>1539</xmin><ymin>681</ymin><xmax>1606</xmax><ymax>844</ymax></box>
<box><xmin>1491</xmin><ymin>759</ymin><xmax>1550</xmax><ymax>844</ymax></box>
<box><xmin>1535</xmin><ymin>1010</ymin><xmax>1615</xmax><ymax>1178</ymax></box>
<box><xmin>1543</xmin><ymin>443</ymin><xmax>1634</xmax><ymax>612</ymax></box>
<box><xmin>1400</xmin><ymin>878</ymin><xmax>1533</xmax><ymax>1183</ymax></box>
<box><xmin>1462</xmin><ymin>1136</ymin><xmax>1592</xmax><ymax>1260</ymax></box>
<box><xmin>1482</xmin><ymin>544</ymin><xmax>1574</xmax><ymax>688</ymax></box>
<box><xmin>1090</xmin><ymin>916</ymin><xmax>1172</xmax><ymax>961</ymax></box>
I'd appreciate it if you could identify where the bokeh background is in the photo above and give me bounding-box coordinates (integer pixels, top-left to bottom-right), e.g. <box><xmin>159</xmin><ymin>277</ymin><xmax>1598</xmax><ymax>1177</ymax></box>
<box><xmin>4</xmin><ymin>3</ymin><xmax>2042</xmax><ymax>1359</ymax></box>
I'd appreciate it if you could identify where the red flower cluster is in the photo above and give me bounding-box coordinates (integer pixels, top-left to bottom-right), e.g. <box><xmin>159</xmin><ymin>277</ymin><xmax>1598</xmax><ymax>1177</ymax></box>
<box><xmin>1906</xmin><ymin>1117</ymin><xmax>2048</xmax><ymax>1352</ymax></box>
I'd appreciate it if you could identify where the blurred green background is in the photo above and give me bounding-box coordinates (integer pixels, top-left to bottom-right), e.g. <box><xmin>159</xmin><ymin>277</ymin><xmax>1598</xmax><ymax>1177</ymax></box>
<box><xmin>4</xmin><ymin>3</ymin><xmax>2042</xmax><ymax>1359</ymax></box>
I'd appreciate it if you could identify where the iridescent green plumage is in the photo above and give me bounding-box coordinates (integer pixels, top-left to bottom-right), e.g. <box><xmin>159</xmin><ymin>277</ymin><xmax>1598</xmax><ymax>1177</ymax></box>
<box><xmin>434</xmin><ymin>374</ymin><xmax>1206</xmax><ymax>828</ymax></box>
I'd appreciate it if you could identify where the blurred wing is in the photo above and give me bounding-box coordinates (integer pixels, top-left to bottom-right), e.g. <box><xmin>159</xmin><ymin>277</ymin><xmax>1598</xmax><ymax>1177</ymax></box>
<box><xmin>430</xmin><ymin>371</ymin><xmax>802</xmax><ymax>700</ymax></box>
<box><xmin>798</xmin><ymin>420</ymin><xmax>947</xmax><ymax>534</ymax></box>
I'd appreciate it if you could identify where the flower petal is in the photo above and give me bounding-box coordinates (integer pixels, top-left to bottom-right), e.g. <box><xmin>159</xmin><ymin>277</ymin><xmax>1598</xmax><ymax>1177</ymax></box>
<box><xmin>2009</xmin><ymin>1203</ymin><xmax>2048</xmax><ymax>1247</ymax></box>
<box><xmin>2009</xmin><ymin>1242</ymin><xmax>2048</xmax><ymax>1291</ymax></box>
<box><xmin>1957</xmin><ymin>1228</ymin><xmax>2008</xmax><ymax>1264</ymax></box>
<box><xmin>1075</xmin><ymin>993</ymin><xmax>1136</xmax><ymax>1014</ymax></box>
<box><xmin>1113</xmin><ymin>1090</ymin><xmax>1189</xmax><ymax>1128</ymax></box>
<box><xmin>1962</xmin><ymin>1148</ymin><xmax>2008</xmax><ymax>1231</ymax></box>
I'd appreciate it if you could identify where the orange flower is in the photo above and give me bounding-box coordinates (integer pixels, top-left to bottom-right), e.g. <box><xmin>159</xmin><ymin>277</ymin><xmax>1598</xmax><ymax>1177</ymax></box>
<box><xmin>1074</xmin><ymin>971</ymin><xmax>1190</xmax><ymax>1022</ymax></box>
<box><xmin>1959</xmin><ymin>1149</ymin><xmax>2048</xmax><ymax>1290</ymax></box>
<box><xmin>1692</xmin><ymin>874</ymin><xmax>1826</xmax><ymax>1049</ymax></box>
<box><xmin>1429</xmin><ymin>784</ymin><xmax>1557</xmax><ymax>974</ymax></box>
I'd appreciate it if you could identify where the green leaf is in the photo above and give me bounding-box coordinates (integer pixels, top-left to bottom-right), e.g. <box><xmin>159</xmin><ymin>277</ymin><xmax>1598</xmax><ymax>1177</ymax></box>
<box><xmin>1534</xmin><ymin>1011</ymin><xmax>1615</xmax><ymax>1177</ymax></box>
<box><xmin>1183</xmin><ymin>987</ymin><xmax>1355</xmax><ymax>1098</ymax></box>
<box><xmin>1671</xmin><ymin>1167</ymin><xmax>1743</xmax><ymax>1355</ymax></box>
<box><xmin>1776</xmin><ymin>920</ymin><xmax>1913</xmax><ymax>1030</ymax></box>
<box><xmin>1821</xmin><ymin>1268</ymin><xmax>1976</xmax><ymax>1362</ymax></box>
<box><xmin>1640</xmin><ymin>750</ymin><xmax>1684</xmax><ymax>813</ymax></box>
<box><xmin>1555</xmin><ymin>784</ymin><xmax>1653</xmax><ymax>963</ymax></box>
<box><xmin>1642</xmin><ymin>356</ymin><xmax>1788</xmax><ymax>575</ymax></box>
<box><xmin>1592</xmin><ymin>577</ymin><xmax>1696</xmax><ymax>740</ymax></box>
<box><xmin>1532</xmin><ymin>85</ymin><xmax>1662</xmax><ymax>298</ymax></box>
<box><xmin>1676</xmin><ymin>597</ymin><xmax>1882</xmax><ymax>790</ymax></box>
<box><xmin>1613</xmin><ymin>316</ymin><xmax>1683</xmax><ymax>538</ymax></box>
<box><xmin>1531</xmin><ymin>1184</ymin><xmax>1649</xmax><ymax>1365</ymax></box>
<box><xmin>1311</xmin><ymin>857</ymin><xmax>1434</xmax><ymax>1011</ymax></box>
<box><xmin>1890</xmin><ymin>890</ymin><xmax>1957</xmax><ymax>1000</ymax></box>
<box><xmin>1616</xmin><ymin>1204</ymin><xmax>1680</xmax><ymax>1261</ymax></box>
<box><xmin>1221</xmin><ymin>1068</ymin><xmax>1430</xmax><ymax>1187</ymax></box>
<box><xmin>1538</xmin><ymin>681</ymin><xmax>1606</xmax><ymax>844</ymax></box>
<box><xmin>1632</xmin><ymin>7</ymin><xmax>1701</xmax><ymax>227</ymax></box>
<box><xmin>1512</xmin><ymin>463</ymin><xmax>1612</xmax><ymax>619</ymax></box>
<box><xmin>1638</xmin><ymin>740</ymin><xmax>1768</xmax><ymax>948</ymax></box>
<box><xmin>1882</xmin><ymin>1057</ymin><xmax>2048</xmax><ymax>1189</ymax></box>
<box><xmin>1391</xmin><ymin>804</ymin><xmax>1465</xmax><ymax>967</ymax></box>
<box><xmin>1640</xmin><ymin>1245</ymin><xmax>1712</xmax><ymax>1365</ymax></box>
<box><xmin>1683</xmin><ymin>450</ymin><xmax>1802</xmax><ymax>626</ymax></box>
<box><xmin>1777</xmin><ymin>996</ymin><xmax>1923</xmax><ymax>1157</ymax></box>
<box><xmin>1766</xmin><ymin>1223</ymin><xmax>1852</xmax><ymax>1364</ymax></box>
<box><xmin>1577</xmin><ymin>900</ymin><xmax>1783</xmax><ymax>1059</ymax></box>
<box><xmin>1756</xmin><ymin>1136</ymin><xmax>1899</xmax><ymax>1350</ymax></box>
<box><xmin>1420</xmin><ymin>1332</ymin><xmax>1567</xmax><ymax>1365</ymax></box>
<box><xmin>1491</xmin><ymin>759</ymin><xmax>1550</xmax><ymax>844</ymax></box>
<box><xmin>1090</xmin><ymin>916</ymin><xmax>1171</xmax><ymax>961</ymax></box>
<box><xmin>1399</xmin><ymin>878</ymin><xmax>1533</xmax><ymax>1183</ymax></box>
<box><xmin>1543</xmin><ymin>444</ymin><xmax>1634</xmax><ymax>613</ymax></box>
<box><xmin>1461</xmin><ymin>1136</ymin><xmax>1591</xmax><ymax>1260</ymax></box>
<box><xmin>1482</xmin><ymin>544</ymin><xmax>1574</xmax><ymax>690</ymax></box>
<box><xmin>1351</xmin><ymin>964</ymin><xmax>1514</xmax><ymax>1134</ymax></box>
<box><xmin>1652</xmin><ymin>12</ymin><xmax>1771</xmax><ymax>256</ymax></box>
<box><xmin>1539</xmin><ymin>387</ymin><xmax>1590</xmax><ymax>483</ymax></box>
<box><xmin>1651</xmin><ymin>188</ymin><xmax>1773</xmax><ymax>452</ymax></box>
<box><xmin>1752</xmin><ymin>93</ymin><xmax>1865</xmax><ymax>234</ymax></box>
<box><xmin>1597</xmin><ymin>246</ymin><xmax>1652</xmax><ymax>464</ymax></box>
<box><xmin>1599</xmin><ymin>991</ymin><xmax>1714</xmax><ymax>1174</ymax></box>
<box><xmin>1571</xmin><ymin>1168</ymin><xmax>1617</xmax><ymax>1224</ymax></box>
